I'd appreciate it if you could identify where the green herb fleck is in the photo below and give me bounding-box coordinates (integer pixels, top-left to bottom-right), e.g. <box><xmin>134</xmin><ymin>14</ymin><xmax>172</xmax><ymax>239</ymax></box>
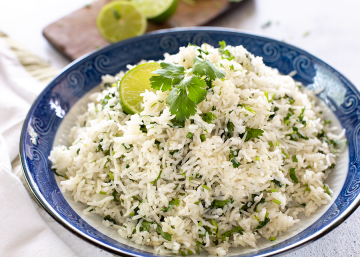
<box><xmin>290</xmin><ymin>168</ymin><xmax>299</xmax><ymax>183</ymax></box>
<box><xmin>103</xmin><ymin>215</ymin><xmax>116</xmax><ymax>224</ymax></box>
<box><xmin>221</xmin><ymin>226</ymin><xmax>244</xmax><ymax>241</ymax></box>
<box><xmin>202</xmin><ymin>184</ymin><xmax>210</xmax><ymax>190</ymax></box>
<box><xmin>151</xmin><ymin>170</ymin><xmax>163</xmax><ymax>185</ymax></box>
<box><xmin>156</xmin><ymin>223</ymin><xmax>172</xmax><ymax>241</ymax></box>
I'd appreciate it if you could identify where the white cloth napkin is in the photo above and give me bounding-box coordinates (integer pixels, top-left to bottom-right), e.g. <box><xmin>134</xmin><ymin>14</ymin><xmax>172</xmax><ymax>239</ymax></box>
<box><xmin>0</xmin><ymin>34</ymin><xmax>77</xmax><ymax>257</ymax></box>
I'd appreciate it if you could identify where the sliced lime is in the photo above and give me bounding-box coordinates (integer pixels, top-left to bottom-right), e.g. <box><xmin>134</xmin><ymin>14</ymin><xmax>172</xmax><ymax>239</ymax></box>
<box><xmin>119</xmin><ymin>63</ymin><xmax>161</xmax><ymax>114</ymax></box>
<box><xmin>132</xmin><ymin>0</ymin><xmax>178</xmax><ymax>23</ymax></box>
<box><xmin>96</xmin><ymin>1</ymin><xmax>147</xmax><ymax>43</ymax></box>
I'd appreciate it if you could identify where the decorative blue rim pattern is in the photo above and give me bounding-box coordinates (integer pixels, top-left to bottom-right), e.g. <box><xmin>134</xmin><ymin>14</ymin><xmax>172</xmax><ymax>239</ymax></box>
<box><xmin>20</xmin><ymin>27</ymin><xmax>360</xmax><ymax>257</ymax></box>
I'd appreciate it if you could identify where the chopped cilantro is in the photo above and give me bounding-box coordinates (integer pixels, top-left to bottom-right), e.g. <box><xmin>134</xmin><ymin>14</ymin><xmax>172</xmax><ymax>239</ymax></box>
<box><xmin>270</xmin><ymin>237</ymin><xmax>276</xmax><ymax>241</ymax></box>
<box><xmin>317</xmin><ymin>130</ymin><xmax>325</xmax><ymax>139</ymax></box>
<box><xmin>155</xmin><ymin>139</ymin><xmax>161</xmax><ymax>149</ymax></box>
<box><xmin>271</xmin><ymin>179</ymin><xmax>282</xmax><ymax>188</ymax></box>
<box><xmin>254</xmin><ymin>198</ymin><xmax>265</xmax><ymax>212</ymax></box>
<box><xmin>297</xmin><ymin>107</ymin><xmax>306</xmax><ymax>126</ymax></box>
<box><xmin>156</xmin><ymin>223</ymin><xmax>172</xmax><ymax>241</ymax></box>
<box><xmin>140</xmin><ymin>124</ymin><xmax>147</xmax><ymax>133</ymax></box>
<box><xmin>225</xmin><ymin>121</ymin><xmax>235</xmax><ymax>138</ymax></box>
<box><xmin>109</xmin><ymin>171</ymin><xmax>114</xmax><ymax>180</ymax></box>
<box><xmin>112</xmin><ymin>190</ymin><xmax>119</xmax><ymax>202</ymax></box>
<box><xmin>221</xmin><ymin>49</ymin><xmax>235</xmax><ymax>61</ymax></box>
<box><xmin>151</xmin><ymin>170</ymin><xmax>163</xmax><ymax>185</ymax></box>
<box><xmin>186</xmin><ymin>132</ymin><xmax>193</xmax><ymax>139</ymax></box>
<box><xmin>101</xmin><ymin>94</ymin><xmax>111</xmax><ymax>110</ymax></box>
<box><xmin>290</xmin><ymin>168</ymin><xmax>299</xmax><ymax>183</ymax></box>
<box><xmin>286</xmin><ymin>126</ymin><xmax>309</xmax><ymax>141</ymax></box>
<box><xmin>104</xmin><ymin>158</ymin><xmax>110</xmax><ymax>168</ymax></box>
<box><xmin>196</xmin><ymin>241</ymin><xmax>201</xmax><ymax>254</ymax></box>
<box><xmin>243</xmin><ymin>128</ymin><xmax>264</xmax><ymax>142</ymax></box>
<box><xmin>210</xmin><ymin>199</ymin><xmax>230</xmax><ymax>209</ymax></box>
<box><xmin>162</xmin><ymin>198</ymin><xmax>180</xmax><ymax>212</ymax></box>
<box><xmin>221</xmin><ymin>226</ymin><xmax>244</xmax><ymax>241</ymax></box>
<box><xmin>293</xmin><ymin>155</ymin><xmax>298</xmax><ymax>162</ymax></box>
<box><xmin>197</xmin><ymin>48</ymin><xmax>209</xmax><ymax>55</ymax></box>
<box><xmin>200</xmin><ymin>134</ymin><xmax>206</xmax><ymax>142</ymax></box>
<box><xmin>202</xmin><ymin>185</ymin><xmax>210</xmax><ymax>190</ymax></box>
<box><xmin>282</xmin><ymin>151</ymin><xmax>289</xmax><ymax>159</ymax></box>
<box><xmin>255</xmin><ymin>217</ymin><xmax>270</xmax><ymax>229</ymax></box>
<box><xmin>99</xmin><ymin>191</ymin><xmax>107</xmax><ymax>195</ymax></box>
<box><xmin>269</xmin><ymin>107</ymin><xmax>279</xmax><ymax>119</ymax></box>
<box><xmin>210</xmin><ymin>219</ymin><xmax>220</xmax><ymax>238</ymax></box>
<box><xmin>200</xmin><ymin>112</ymin><xmax>217</xmax><ymax>123</ymax></box>
<box><xmin>103</xmin><ymin>215</ymin><xmax>116</xmax><ymax>224</ymax></box>
<box><xmin>218</xmin><ymin>40</ymin><xmax>227</xmax><ymax>54</ymax></box>
<box><xmin>245</xmin><ymin>106</ymin><xmax>256</xmax><ymax>114</ymax></box>
<box><xmin>122</xmin><ymin>143</ymin><xmax>133</xmax><ymax>150</ymax></box>
<box><xmin>273</xmin><ymin>199</ymin><xmax>281</xmax><ymax>205</ymax></box>
<box><xmin>229</xmin><ymin>149</ymin><xmax>240</xmax><ymax>168</ymax></box>
<box><xmin>141</xmin><ymin>220</ymin><xmax>152</xmax><ymax>232</ymax></box>
<box><xmin>324</xmin><ymin>185</ymin><xmax>331</xmax><ymax>195</ymax></box>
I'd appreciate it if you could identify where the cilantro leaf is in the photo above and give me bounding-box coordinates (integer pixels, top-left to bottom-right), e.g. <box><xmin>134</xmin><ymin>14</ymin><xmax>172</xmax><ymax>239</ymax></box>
<box><xmin>167</xmin><ymin>76</ymin><xmax>206</xmax><ymax>122</ymax></box>
<box><xmin>162</xmin><ymin>198</ymin><xmax>180</xmax><ymax>212</ymax></box>
<box><xmin>218</xmin><ymin>41</ymin><xmax>227</xmax><ymax>54</ymax></box>
<box><xmin>168</xmin><ymin>85</ymin><xmax>197</xmax><ymax>122</ymax></box>
<box><xmin>156</xmin><ymin>223</ymin><xmax>172</xmax><ymax>241</ymax></box>
<box><xmin>229</xmin><ymin>149</ymin><xmax>240</xmax><ymax>168</ymax></box>
<box><xmin>141</xmin><ymin>220</ymin><xmax>152</xmax><ymax>232</ymax></box>
<box><xmin>150</xmin><ymin>62</ymin><xmax>185</xmax><ymax>91</ymax></box>
<box><xmin>103</xmin><ymin>215</ymin><xmax>116</xmax><ymax>224</ymax></box>
<box><xmin>186</xmin><ymin>76</ymin><xmax>207</xmax><ymax>104</ymax></box>
<box><xmin>210</xmin><ymin>199</ymin><xmax>230</xmax><ymax>209</ymax></box>
<box><xmin>221</xmin><ymin>226</ymin><xmax>244</xmax><ymax>241</ymax></box>
<box><xmin>221</xmin><ymin>49</ymin><xmax>235</xmax><ymax>61</ymax></box>
<box><xmin>151</xmin><ymin>170</ymin><xmax>163</xmax><ymax>185</ymax></box>
<box><xmin>210</xmin><ymin>219</ymin><xmax>220</xmax><ymax>239</ymax></box>
<box><xmin>290</xmin><ymin>168</ymin><xmax>299</xmax><ymax>183</ymax></box>
<box><xmin>255</xmin><ymin>217</ymin><xmax>270</xmax><ymax>229</ymax></box>
<box><xmin>244</xmin><ymin>128</ymin><xmax>264</xmax><ymax>142</ymax></box>
<box><xmin>271</xmin><ymin>179</ymin><xmax>282</xmax><ymax>188</ymax></box>
<box><xmin>192</xmin><ymin>57</ymin><xmax>225</xmax><ymax>81</ymax></box>
<box><xmin>200</xmin><ymin>112</ymin><xmax>217</xmax><ymax>123</ymax></box>
<box><xmin>226</xmin><ymin>121</ymin><xmax>235</xmax><ymax>138</ymax></box>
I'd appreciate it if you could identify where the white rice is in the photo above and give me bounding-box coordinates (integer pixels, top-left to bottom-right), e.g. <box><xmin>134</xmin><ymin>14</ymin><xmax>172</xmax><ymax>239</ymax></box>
<box><xmin>49</xmin><ymin>43</ymin><xmax>346</xmax><ymax>255</ymax></box>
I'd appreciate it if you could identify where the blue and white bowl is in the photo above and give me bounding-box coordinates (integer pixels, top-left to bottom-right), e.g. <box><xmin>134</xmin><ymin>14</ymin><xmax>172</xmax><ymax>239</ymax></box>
<box><xmin>20</xmin><ymin>28</ymin><xmax>360</xmax><ymax>256</ymax></box>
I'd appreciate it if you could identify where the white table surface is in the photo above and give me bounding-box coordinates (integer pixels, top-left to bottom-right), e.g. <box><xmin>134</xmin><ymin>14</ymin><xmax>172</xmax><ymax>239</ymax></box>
<box><xmin>1</xmin><ymin>0</ymin><xmax>360</xmax><ymax>256</ymax></box>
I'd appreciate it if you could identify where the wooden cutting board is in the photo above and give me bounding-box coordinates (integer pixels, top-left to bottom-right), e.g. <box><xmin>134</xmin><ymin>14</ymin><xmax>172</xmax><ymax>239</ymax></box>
<box><xmin>43</xmin><ymin>0</ymin><xmax>233</xmax><ymax>61</ymax></box>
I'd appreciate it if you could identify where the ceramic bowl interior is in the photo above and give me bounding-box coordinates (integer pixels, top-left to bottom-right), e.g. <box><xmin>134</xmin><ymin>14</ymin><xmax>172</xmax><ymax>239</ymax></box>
<box><xmin>20</xmin><ymin>28</ymin><xmax>360</xmax><ymax>257</ymax></box>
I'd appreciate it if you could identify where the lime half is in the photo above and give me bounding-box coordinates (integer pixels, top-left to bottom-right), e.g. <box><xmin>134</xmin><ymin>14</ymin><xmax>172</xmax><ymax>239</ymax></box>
<box><xmin>97</xmin><ymin>1</ymin><xmax>147</xmax><ymax>43</ymax></box>
<box><xmin>119</xmin><ymin>63</ymin><xmax>161</xmax><ymax>114</ymax></box>
<box><xmin>132</xmin><ymin>0</ymin><xmax>178</xmax><ymax>23</ymax></box>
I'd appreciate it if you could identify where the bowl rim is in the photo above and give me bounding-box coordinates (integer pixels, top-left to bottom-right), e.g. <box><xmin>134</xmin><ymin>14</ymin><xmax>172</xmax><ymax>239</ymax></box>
<box><xmin>20</xmin><ymin>26</ymin><xmax>360</xmax><ymax>257</ymax></box>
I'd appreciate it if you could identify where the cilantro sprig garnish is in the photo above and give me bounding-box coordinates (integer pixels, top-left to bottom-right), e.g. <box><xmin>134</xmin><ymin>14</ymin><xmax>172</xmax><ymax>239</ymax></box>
<box><xmin>150</xmin><ymin>62</ymin><xmax>185</xmax><ymax>91</ymax></box>
<box><xmin>149</xmin><ymin>53</ymin><xmax>225</xmax><ymax>123</ymax></box>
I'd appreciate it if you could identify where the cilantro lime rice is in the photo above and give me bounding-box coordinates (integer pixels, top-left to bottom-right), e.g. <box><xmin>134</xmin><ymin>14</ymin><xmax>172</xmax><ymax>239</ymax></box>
<box><xmin>49</xmin><ymin>42</ymin><xmax>346</xmax><ymax>255</ymax></box>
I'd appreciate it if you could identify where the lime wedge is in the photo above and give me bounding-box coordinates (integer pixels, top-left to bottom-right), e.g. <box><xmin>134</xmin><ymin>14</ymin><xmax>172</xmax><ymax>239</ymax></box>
<box><xmin>96</xmin><ymin>1</ymin><xmax>147</xmax><ymax>43</ymax></box>
<box><xmin>119</xmin><ymin>63</ymin><xmax>161</xmax><ymax>114</ymax></box>
<box><xmin>132</xmin><ymin>0</ymin><xmax>178</xmax><ymax>23</ymax></box>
